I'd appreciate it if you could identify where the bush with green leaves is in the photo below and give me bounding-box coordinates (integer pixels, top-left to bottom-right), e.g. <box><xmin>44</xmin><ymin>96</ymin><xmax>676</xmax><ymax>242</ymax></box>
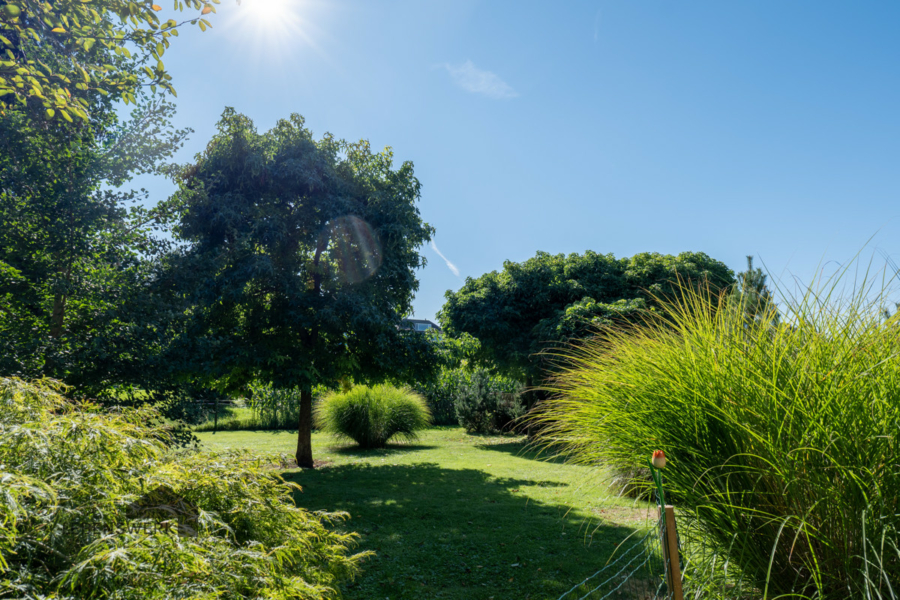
<box><xmin>0</xmin><ymin>378</ymin><xmax>367</xmax><ymax>599</ymax></box>
<box><xmin>315</xmin><ymin>384</ymin><xmax>431</xmax><ymax>448</ymax></box>
<box><xmin>416</xmin><ymin>367</ymin><xmax>473</xmax><ymax>425</ymax></box>
<box><xmin>454</xmin><ymin>368</ymin><xmax>524</xmax><ymax>434</ymax></box>
<box><xmin>411</xmin><ymin>331</ymin><xmax>483</xmax><ymax>425</ymax></box>
<box><xmin>536</xmin><ymin>283</ymin><xmax>900</xmax><ymax>599</ymax></box>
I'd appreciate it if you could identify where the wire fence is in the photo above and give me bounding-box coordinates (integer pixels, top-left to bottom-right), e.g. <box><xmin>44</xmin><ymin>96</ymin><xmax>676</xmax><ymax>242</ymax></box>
<box><xmin>555</xmin><ymin>503</ymin><xmax>761</xmax><ymax>600</ymax></box>
<box><xmin>555</xmin><ymin>518</ymin><xmax>667</xmax><ymax>600</ymax></box>
<box><xmin>554</xmin><ymin>462</ymin><xmax>767</xmax><ymax>600</ymax></box>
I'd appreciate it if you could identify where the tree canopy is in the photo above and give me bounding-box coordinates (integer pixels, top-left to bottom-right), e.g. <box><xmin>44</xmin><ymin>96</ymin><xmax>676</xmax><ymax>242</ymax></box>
<box><xmin>0</xmin><ymin>94</ymin><xmax>190</xmax><ymax>390</ymax></box>
<box><xmin>0</xmin><ymin>0</ymin><xmax>224</xmax><ymax>120</ymax></box>
<box><xmin>172</xmin><ymin>109</ymin><xmax>435</xmax><ymax>467</ymax></box>
<box><xmin>438</xmin><ymin>250</ymin><xmax>735</xmax><ymax>383</ymax></box>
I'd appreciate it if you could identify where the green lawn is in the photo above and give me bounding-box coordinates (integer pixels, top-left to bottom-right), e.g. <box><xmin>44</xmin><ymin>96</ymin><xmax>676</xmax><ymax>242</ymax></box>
<box><xmin>197</xmin><ymin>427</ymin><xmax>658</xmax><ymax>600</ymax></box>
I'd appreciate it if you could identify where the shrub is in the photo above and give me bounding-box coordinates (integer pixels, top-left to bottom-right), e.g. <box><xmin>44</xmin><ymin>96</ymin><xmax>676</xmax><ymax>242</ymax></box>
<box><xmin>315</xmin><ymin>384</ymin><xmax>431</xmax><ymax>448</ymax></box>
<box><xmin>454</xmin><ymin>368</ymin><xmax>524</xmax><ymax>434</ymax></box>
<box><xmin>413</xmin><ymin>331</ymin><xmax>483</xmax><ymax>425</ymax></box>
<box><xmin>416</xmin><ymin>367</ymin><xmax>473</xmax><ymax>425</ymax></box>
<box><xmin>536</xmin><ymin>284</ymin><xmax>900</xmax><ymax>599</ymax></box>
<box><xmin>0</xmin><ymin>377</ymin><xmax>367</xmax><ymax>599</ymax></box>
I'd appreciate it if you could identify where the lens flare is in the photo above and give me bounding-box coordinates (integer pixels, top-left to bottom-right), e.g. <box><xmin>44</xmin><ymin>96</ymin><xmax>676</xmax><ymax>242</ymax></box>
<box><xmin>322</xmin><ymin>216</ymin><xmax>382</xmax><ymax>285</ymax></box>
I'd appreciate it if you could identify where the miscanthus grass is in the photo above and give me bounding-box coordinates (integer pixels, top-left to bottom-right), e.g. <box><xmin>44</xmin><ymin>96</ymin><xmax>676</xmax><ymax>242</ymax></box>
<box><xmin>315</xmin><ymin>384</ymin><xmax>431</xmax><ymax>449</ymax></box>
<box><xmin>535</xmin><ymin>274</ymin><xmax>900</xmax><ymax>599</ymax></box>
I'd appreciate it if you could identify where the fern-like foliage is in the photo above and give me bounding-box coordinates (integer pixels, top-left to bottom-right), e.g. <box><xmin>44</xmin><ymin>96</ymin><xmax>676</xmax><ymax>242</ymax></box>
<box><xmin>0</xmin><ymin>377</ymin><xmax>369</xmax><ymax>599</ymax></box>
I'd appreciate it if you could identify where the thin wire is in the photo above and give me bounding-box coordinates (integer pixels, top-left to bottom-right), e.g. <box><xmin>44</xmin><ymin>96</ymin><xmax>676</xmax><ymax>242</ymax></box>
<box><xmin>556</xmin><ymin>528</ymin><xmax>654</xmax><ymax>599</ymax></box>
<box><xmin>576</xmin><ymin>551</ymin><xmax>653</xmax><ymax>600</ymax></box>
<box><xmin>557</xmin><ymin>521</ymin><xmax>663</xmax><ymax>600</ymax></box>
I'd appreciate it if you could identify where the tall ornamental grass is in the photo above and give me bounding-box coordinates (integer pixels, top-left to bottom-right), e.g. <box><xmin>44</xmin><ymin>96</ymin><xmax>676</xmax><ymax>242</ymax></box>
<box><xmin>315</xmin><ymin>384</ymin><xmax>431</xmax><ymax>448</ymax></box>
<box><xmin>247</xmin><ymin>381</ymin><xmax>304</xmax><ymax>429</ymax></box>
<box><xmin>536</xmin><ymin>282</ymin><xmax>900</xmax><ymax>599</ymax></box>
<box><xmin>0</xmin><ymin>377</ymin><xmax>367</xmax><ymax>599</ymax></box>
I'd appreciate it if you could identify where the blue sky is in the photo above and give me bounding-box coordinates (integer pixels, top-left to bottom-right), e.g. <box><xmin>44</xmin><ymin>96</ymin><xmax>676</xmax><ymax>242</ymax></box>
<box><xmin>138</xmin><ymin>0</ymin><xmax>900</xmax><ymax>320</ymax></box>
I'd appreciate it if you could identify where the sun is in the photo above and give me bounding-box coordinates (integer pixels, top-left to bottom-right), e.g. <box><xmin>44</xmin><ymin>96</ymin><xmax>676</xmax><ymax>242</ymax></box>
<box><xmin>246</xmin><ymin>0</ymin><xmax>293</xmax><ymax>25</ymax></box>
<box><xmin>223</xmin><ymin>0</ymin><xmax>324</xmax><ymax>59</ymax></box>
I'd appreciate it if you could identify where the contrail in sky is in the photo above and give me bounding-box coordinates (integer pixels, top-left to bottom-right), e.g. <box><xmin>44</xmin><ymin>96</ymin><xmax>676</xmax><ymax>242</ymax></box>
<box><xmin>431</xmin><ymin>240</ymin><xmax>460</xmax><ymax>277</ymax></box>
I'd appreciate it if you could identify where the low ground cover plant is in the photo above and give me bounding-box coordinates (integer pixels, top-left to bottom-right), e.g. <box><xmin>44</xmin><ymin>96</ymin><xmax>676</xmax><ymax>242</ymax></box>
<box><xmin>315</xmin><ymin>384</ymin><xmax>431</xmax><ymax>448</ymax></box>
<box><xmin>0</xmin><ymin>378</ymin><xmax>366</xmax><ymax>599</ymax></box>
<box><xmin>537</xmin><ymin>283</ymin><xmax>900</xmax><ymax>598</ymax></box>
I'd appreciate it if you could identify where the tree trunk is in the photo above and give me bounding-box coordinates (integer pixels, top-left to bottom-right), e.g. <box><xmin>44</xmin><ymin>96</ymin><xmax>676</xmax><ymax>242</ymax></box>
<box><xmin>49</xmin><ymin>293</ymin><xmax>67</xmax><ymax>338</ymax></box>
<box><xmin>295</xmin><ymin>236</ymin><xmax>326</xmax><ymax>468</ymax></box>
<box><xmin>295</xmin><ymin>386</ymin><xmax>314</xmax><ymax>468</ymax></box>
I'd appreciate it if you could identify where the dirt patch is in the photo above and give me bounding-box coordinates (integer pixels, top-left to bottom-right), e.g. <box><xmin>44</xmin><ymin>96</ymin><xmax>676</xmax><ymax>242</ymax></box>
<box><xmin>272</xmin><ymin>455</ymin><xmax>333</xmax><ymax>470</ymax></box>
<box><xmin>592</xmin><ymin>505</ymin><xmax>654</xmax><ymax>524</ymax></box>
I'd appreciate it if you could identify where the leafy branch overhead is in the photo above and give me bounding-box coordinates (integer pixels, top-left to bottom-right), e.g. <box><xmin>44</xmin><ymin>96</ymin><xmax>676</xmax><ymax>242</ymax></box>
<box><xmin>0</xmin><ymin>0</ymin><xmax>227</xmax><ymax>120</ymax></box>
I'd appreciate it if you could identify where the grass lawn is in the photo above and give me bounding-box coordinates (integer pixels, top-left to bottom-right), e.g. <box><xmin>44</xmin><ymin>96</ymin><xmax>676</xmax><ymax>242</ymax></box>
<box><xmin>198</xmin><ymin>427</ymin><xmax>658</xmax><ymax>600</ymax></box>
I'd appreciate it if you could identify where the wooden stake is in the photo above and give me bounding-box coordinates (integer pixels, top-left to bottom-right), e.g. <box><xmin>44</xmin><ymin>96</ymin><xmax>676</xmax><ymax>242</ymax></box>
<box><xmin>660</xmin><ymin>505</ymin><xmax>684</xmax><ymax>600</ymax></box>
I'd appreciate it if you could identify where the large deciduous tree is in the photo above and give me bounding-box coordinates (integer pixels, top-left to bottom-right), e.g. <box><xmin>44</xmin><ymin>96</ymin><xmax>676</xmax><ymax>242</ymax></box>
<box><xmin>0</xmin><ymin>0</ymin><xmax>246</xmax><ymax>399</ymax></box>
<box><xmin>173</xmin><ymin>109</ymin><xmax>435</xmax><ymax>467</ymax></box>
<box><xmin>438</xmin><ymin>251</ymin><xmax>735</xmax><ymax>387</ymax></box>
<box><xmin>0</xmin><ymin>95</ymin><xmax>191</xmax><ymax>388</ymax></box>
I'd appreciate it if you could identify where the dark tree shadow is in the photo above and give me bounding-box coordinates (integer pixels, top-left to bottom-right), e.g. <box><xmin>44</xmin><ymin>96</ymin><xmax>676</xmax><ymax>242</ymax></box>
<box><xmin>283</xmin><ymin>462</ymin><xmax>650</xmax><ymax>600</ymax></box>
<box><xmin>472</xmin><ymin>440</ymin><xmax>571</xmax><ymax>465</ymax></box>
<box><xmin>327</xmin><ymin>443</ymin><xmax>439</xmax><ymax>457</ymax></box>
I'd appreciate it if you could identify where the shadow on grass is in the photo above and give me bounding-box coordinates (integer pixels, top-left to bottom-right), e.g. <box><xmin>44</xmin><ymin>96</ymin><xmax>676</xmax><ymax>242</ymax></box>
<box><xmin>472</xmin><ymin>440</ymin><xmax>571</xmax><ymax>465</ymax></box>
<box><xmin>327</xmin><ymin>443</ymin><xmax>439</xmax><ymax>457</ymax></box>
<box><xmin>284</xmin><ymin>462</ymin><xmax>649</xmax><ymax>600</ymax></box>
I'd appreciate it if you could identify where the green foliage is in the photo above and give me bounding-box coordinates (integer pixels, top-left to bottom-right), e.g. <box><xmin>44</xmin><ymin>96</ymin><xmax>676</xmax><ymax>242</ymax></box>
<box><xmin>415</xmin><ymin>363</ymin><xmax>524</xmax><ymax>431</ymax></box>
<box><xmin>248</xmin><ymin>381</ymin><xmax>304</xmax><ymax>430</ymax></box>
<box><xmin>315</xmin><ymin>384</ymin><xmax>431</xmax><ymax>449</ymax></box>
<box><xmin>532</xmin><ymin>297</ymin><xmax>647</xmax><ymax>345</ymax></box>
<box><xmin>0</xmin><ymin>377</ymin><xmax>367</xmax><ymax>599</ymax></box>
<box><xmin>0</xmin><ymin>94</ymin><xmax>192</xmax><ymax>395</ymax></box>
<box><xmin>452</xmin><ymin>368</ymin><xmax>524</xmax><ymax>434</ymax></box>
<box><xmin>423</xmin><ymin>328</ymin><xmax>482</xmax><ymax>369</ymax></box>
<box><xmin>733</xmin><ymin>254</ymin><xmax>779</xmax><ymax>324</ymax></box>
<box><xmin>173</xmin><ymin>108</ymin><xmax>436</xmax><ymax>466</ymax></box>
<box><xmin>536</xmin><ymin>283</ymin><xmax>900</xmax><ymax>598</ymax></box>
<box><xmin>413</xmin><ymin>331</ymin><xmax>484</xmax><ymax>425</ymax></box>
<box><xmin>0</xmin><ymin>0</ymin><xmax>226</xmax><ymax>119</ymax></box>
<box><xmin>438</xmin><ymin>250</ymin><xmax>735</xmax><ymax>384</ymax></box>
<box><xmin>415</xmin><ymin>367</ymin><xmax>466</xmax><ymax>425</ymax></box>
<box><xmin>199</xmin><ymin>382</ymin><xmax>330</xmax><ymax>431</ymax></box>
<box><xmin>191</xmin><ymin>405</ymin><xmax>277</xmax><ymax>432</ymax></box>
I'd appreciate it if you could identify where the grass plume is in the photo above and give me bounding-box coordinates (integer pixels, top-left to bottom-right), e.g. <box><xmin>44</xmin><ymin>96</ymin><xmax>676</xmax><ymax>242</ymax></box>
<box><xmin>534</xmin><ymin>272</ymin><xmax>900</xmax><ymax>598</ymax></box>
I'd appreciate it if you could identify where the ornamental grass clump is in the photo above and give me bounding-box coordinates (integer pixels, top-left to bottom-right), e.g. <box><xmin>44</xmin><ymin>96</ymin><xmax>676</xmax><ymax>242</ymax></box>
<box><xmin>0</xmin><ymin>377</ymin><xmax>367</xmax><ymax>600</ymax></box>
<box><xmin>536</xmin><ymin>280</ymin><xmax>900</xmax><ymax>599</ymax></box>
<box><xmin>315</xmin><ymin>384</ymin><xmax>431</xmax><ymax>448</ymax></box>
